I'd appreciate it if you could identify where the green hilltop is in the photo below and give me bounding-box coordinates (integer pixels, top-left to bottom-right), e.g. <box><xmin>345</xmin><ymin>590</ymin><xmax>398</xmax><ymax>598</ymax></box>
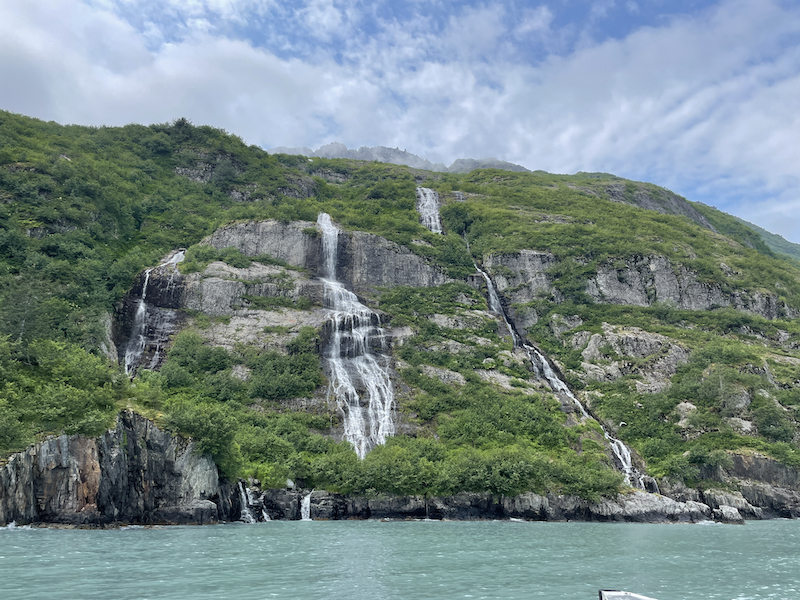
<box><xmin>1</xmin><ymin>110</ymin><xmax>799</xmax><ymax>500</ymax></box>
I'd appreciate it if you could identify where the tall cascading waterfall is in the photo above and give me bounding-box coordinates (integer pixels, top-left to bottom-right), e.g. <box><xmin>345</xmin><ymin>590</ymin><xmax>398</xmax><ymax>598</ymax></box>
<box><xmin>475</xmin><ymin>262</ymin><xmax>646</xmax><ymax>489</ymax></box>
<box><xmin>123</xmin><ymin>249</ymin><xmax>185</xmax><ymax>375</ymax></box>
<box><xmin>415</xmin><ymin>187</ymin><xmax>443</xmax><ymax>234</ymax></box>
<box><xmin>317</xmin><ymin>213</ymin><xmax>395</xmax><ymax>459</ymax></box>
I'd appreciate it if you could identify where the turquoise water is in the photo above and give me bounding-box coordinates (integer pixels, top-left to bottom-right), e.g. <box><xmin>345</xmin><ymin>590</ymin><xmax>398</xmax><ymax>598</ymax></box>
<box><xmin>1</xmin><ymin>520</ymin><xmax>799</xmax><ymax>600</ymax></box>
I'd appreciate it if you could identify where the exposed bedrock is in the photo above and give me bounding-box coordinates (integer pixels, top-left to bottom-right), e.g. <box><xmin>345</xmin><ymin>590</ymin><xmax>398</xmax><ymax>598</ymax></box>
<box><xmin>575</xmin><ymin>323</ymin><xmax>690</xmax><ymax>393</ymax></box>
<box><xmin>250</xmin><ymin>489</ymin><xmax>713</xmax><ymax>523</ymax></box>
<box><xmin>181</xmin><ymin>261</ymin><xmax>326</xmax><ymax>317</ymax></box>
<box><xmin>0</xmin><ymin>411</ymin><xmax>238</xmax><ymax>526</ymax></box>
<box><xmin>483</xmin><ymin>251</ymin><xmax>796</xmax><ymax>321</ymax></box>
<box><xmin>585</xmin><ymin>255</ymin><xmax>797</xmax><ymax>318</ymax></box>
<box><xmin>659</xmin><ymin>453</ymin><xmax>800</xmax><ymax>519</ymax></box>
<box><xmin>204</xmin><ymin>219</ymin><xmax>451</xmax><ymax>295</ymax></box>
<box><xmin>206</xmin><ymin>220</ymin><xmax>323</xmax><ymax>272</ymax></box>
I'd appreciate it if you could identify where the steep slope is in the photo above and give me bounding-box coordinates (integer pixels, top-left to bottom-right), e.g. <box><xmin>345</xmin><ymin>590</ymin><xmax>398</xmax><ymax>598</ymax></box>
<box><xmin>731</xmin><ymin>215</ymin><xmax>800</xmax><ymax>262</ymax></box>
<box><xmin>1</xmin><ymin>110</ymin><xmax>800</xmax><ymax>522</ymax></box>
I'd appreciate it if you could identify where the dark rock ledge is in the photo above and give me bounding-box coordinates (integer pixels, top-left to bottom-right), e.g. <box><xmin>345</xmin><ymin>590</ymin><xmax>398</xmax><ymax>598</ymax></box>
<box><xmin>0</xmin><ymin>411</ymin><xmax>239</xmax><ymax>527</ymax></box>
<box><xmin>249</xmin><ymin>488</ymin><xmax>731</xmax><ymax>524</ymax></box>
<box><xmin>4</xmin><ymin>412</ymin><xmax>799</xmax><ymax>526</ymax></box>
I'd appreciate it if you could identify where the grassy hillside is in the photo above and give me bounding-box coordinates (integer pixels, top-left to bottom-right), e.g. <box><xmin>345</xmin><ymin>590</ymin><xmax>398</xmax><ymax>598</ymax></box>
<box><xmin>1</xmin><ymin>110</ymin><xmax>799</xmax><ymax>499</ymax></box>
<box><xmin>729</xmin><ymin>214</ymin><xmax>800</xmax><ymax>262</ymax></box>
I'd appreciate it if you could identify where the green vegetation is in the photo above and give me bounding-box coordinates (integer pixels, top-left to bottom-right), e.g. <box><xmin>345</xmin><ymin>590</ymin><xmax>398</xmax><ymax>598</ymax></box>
<box><xmin>0</xmin><ymin>336</ymin><xmax>124</xmax><ymax>456</ymax></box>
<box><xmin>1</xmin><ymin>110</ymin><xmax>799</xmax><ymax>499</ymax></box>
<box><xmin>728</xmin><ymin>213</ymin><xmax>800</xmax><ymax>263</ymax></box>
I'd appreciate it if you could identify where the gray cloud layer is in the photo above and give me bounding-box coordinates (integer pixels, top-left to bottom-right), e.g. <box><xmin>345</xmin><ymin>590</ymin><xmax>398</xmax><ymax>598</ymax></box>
<box><xmin>1</xmin><ymin>0</ymin><xmax>798</xmax><ymax>241</ymax></box>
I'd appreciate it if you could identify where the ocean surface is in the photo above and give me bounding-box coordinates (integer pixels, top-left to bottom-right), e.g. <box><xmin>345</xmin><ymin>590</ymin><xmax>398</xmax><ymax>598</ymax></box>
<box><xmin>1</xmin><ymin>519</ymin><xmax>798</xmax><ymax>600</ymax></box>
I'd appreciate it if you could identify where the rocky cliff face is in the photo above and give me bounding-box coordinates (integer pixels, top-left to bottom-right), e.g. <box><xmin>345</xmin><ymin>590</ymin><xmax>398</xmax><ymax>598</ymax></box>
<box><xmin>240</xmin><ymin>487</ymin><xmax>712</xmax><ymax>523</ymax></box>
<box><xmin>0</xmin><ymin>411</ymin><xmax>238</xmax><ymax>526</ymax></box>
<box><xmin>484</xmin><ymin>251</ymin><xmax>797</xmax><ymax>321</ymax></box>
<box><xmin>267</xmin><ymin>142</ymin><xmax>531</xmax><ymax>174</ymax></box>
<box><xmin>574</xmin><ymin>323</ymin><xmax>690</xmax><ymax>393</ymax></box>
<box><xmin>204</xmin><ymin>219</ymin><xmax>450</xmax><ymax>296</ymax></box>
<box><xmin>102</xmin><ymin>217</ymin><xmax>800</xmax><ymax>526</ymax></box>
<box><xmin>586</xmin><ymin>255</ymin><xmax>797</xmax><ymax>318</ymax></box>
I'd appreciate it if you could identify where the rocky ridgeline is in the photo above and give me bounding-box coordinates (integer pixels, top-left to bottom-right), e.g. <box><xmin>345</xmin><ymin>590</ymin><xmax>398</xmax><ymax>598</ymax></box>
<box><xmin>0</xmin><ymin>411</ymin><xmax>239</xmax><ymax>527</ymax></box>
<box><xmin>267</xmin><ymin>142</ymin><xmax>531</xmax><ymax>175</ymax></box>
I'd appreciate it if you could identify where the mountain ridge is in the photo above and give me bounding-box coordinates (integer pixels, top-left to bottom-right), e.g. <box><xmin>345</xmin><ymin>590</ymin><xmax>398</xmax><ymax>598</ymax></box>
<box><xmin>1</xmin><ymin>110</ymin><xmax>799</xmax><ymax>525</ymax></box>
<box><xmin>268</xmin><ymin>142</ymin><xmax>530</xmax><ymax>174</ymax></box>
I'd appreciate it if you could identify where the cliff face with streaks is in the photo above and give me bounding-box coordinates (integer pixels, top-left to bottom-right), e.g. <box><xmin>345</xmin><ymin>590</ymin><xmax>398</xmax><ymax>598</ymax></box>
<box><xmin>0</xmin><ymin>411</ymin><xmax>238</xmax><ymax>526</ymax></box>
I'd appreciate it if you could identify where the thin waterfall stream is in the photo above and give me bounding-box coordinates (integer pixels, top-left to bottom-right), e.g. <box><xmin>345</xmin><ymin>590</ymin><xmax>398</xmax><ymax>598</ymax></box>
<box><xmin>421</xmin><ymin>211</ymin><xmax>645</xmax><ymax>488</ymax></box>
<box><xmin>123</xmin><ymin>268</ymin><xmax>152</xmax><ymax>375</ymax></box>
<box><xmin>123</xmin><ymin>249</ymin><xmax>185</xmax><ymax>375</ymax></box>
<box><xmin>238</xmin><ymin>481</ymin><xmax>257</xmax><ymax>524</ymax></box>
<box><xmin>475</xmin><ymin>264</ymin><xmax>646</xmax><ymax>489</ymax></box>
<box><xmin>317</xmin><ymin>213</ymin><xmax>395</xmax><ymax>459</ymax></box>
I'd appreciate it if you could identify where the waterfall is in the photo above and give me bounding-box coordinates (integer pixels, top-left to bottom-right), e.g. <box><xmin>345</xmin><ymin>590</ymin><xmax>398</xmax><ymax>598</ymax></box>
<box><xmin>415</xmin><ymin>187</ymin><xmax>443</xmax><ymax>234</ymax></box>
<box><xmin>477</xmin><ymin>264</ymin><xmax>646</xmax><ymax>489</ymax></box>
<box><xmin>123</xmin><ymin>268</ymin><xmax>152</xmax><ymax>375</ymax></box>
<box><xmin>526</xmin><ymin>347</ymin><xmax>645</xmax><ymax>488</ymax></box>
<box><xmin>262</xmin><ymin>508</ymin><xmax>271</xmax><ymax>521</ymax></box>
<box><xmin>301</xmin><ymin>492</ymin><xmax>312</xmax><ymax>521</ymax></box>
<box><xmin>123</xmin><ymin>250</ymin><xmax>185</xmax><ymax>376</ymax></box>
<box><xmin>475</xmin><ymin>265</ymin><xmax>519</xmax><ymax>346</ymax></box>
<box><xmin>317</xmin><ymin>213</ymin><xmax>395</xmax><ymax>459</ymax></box>
<box><xmin>238</xmin><ymin>481</ymin><xmax>257</xmax><ymax>524</ymax></box>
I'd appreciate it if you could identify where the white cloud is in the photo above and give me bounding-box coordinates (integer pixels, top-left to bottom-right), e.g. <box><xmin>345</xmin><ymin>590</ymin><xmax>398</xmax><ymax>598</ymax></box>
<box><xmin>1</xmin><ymin>0</ymin><xmax>799</xmax><ymax>241</ymax></box>
<box><xmin>590</xmin><ymin>0</ymin><xmax>616</xmax><ymax>20</ymax></box>
<box><xmin>515</xmin><ymin>5</ymin><xmax>554</xmax><ymax>36</ymax></box>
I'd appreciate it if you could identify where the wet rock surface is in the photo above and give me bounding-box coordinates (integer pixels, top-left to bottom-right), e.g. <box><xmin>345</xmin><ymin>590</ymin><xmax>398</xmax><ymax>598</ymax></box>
<box><xmin>0</xmin><ymin>411</ymin><xmax>238</xmax><ymax>526</ymax></box>
<box><xmin>244</xmin><ymin>489</ymin><xmax>714</xmax><ymax>523</ymax></box>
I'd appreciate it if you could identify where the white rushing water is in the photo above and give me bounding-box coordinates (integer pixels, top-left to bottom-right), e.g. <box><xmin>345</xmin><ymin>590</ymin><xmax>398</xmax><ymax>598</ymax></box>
<box><xmin>123</xmin><ymin>268</ymin><xmax>152</xmax><ymax>375</ymax></box>
<box><xmin>476</xmin><ymin>263</ymin><xmax>645</xmax><ymax>489</ymax></box>
<box><xmin>526</xmin><ymin>346</ymin><xmax>645</xmax><ymax>488</ymax></box>
<box><xmin>123</xmin><ymin>250</ymin><xmax>185</xmax><ymax>375</ymax></box>
<box><xmin>415</xmin><ymin>187</ymin><xmax>443</xmax><ymax>234</ymax></box>
<box><xmin>238</xmin><ymin>482</ymin><xmax>257</xmax><ymax>524</ymax></box>
<box><xmin>318</xmin><ymin>213</ymin><xmax>395</xmax><ymax>459</ymax></box>
<box><xmin>301</xmin><ymin>493</ymin><xmax>312</xmax><ymax>521</ymax></box>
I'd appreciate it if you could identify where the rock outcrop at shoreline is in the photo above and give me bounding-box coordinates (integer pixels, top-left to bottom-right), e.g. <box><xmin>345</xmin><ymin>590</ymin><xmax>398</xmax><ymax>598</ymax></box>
<box><xmin>238</xmin><ymin>487</ymin><xmax>738</xmax><ymax>524</ymax></box>
<box><xmin>0</xmin><ymin>411</ymin><xmax>238</xmax><ymax>527</ymax></box>
<box><xmin>3</xmin><ymin>409</ymin><xmax>798</xmax><ymax>526</ymax></box>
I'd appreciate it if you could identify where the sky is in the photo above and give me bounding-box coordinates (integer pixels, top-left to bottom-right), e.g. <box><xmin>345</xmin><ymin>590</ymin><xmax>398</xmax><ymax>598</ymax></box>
<box><xmin>1</xmin><ymin>0</ymin><xmax>799</xmax><ymax>242</ymax></box>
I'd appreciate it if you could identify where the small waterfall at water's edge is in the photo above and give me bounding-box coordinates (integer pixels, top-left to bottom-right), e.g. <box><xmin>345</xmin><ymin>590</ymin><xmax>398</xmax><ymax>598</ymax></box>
<box><xmin>317</xmin><ymin>213</ymin><xmax>396</xmax><ymax>459</ymax></box>
<box><xmin>301</xmin><ymin>492</ymin><xmax>313</xmax><ymax>521</ymax></box>
<box><xmin>238</xmin><ymin>481</ymin><xmax>257</xmax><ymax>524</ymax></box>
